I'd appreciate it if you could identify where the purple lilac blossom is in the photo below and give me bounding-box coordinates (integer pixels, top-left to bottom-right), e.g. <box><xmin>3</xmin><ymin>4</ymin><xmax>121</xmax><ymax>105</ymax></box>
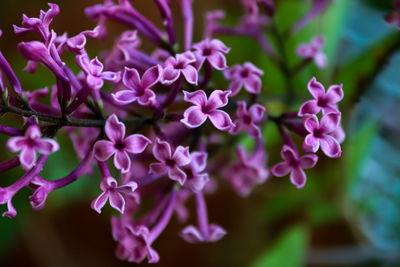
<box><xmin>161</xmin><ymin>51</ymin><xmax>198</xmax><ymax>85</ymax></box>
<box><xmin>192</xmin><ymin>38</ymin><xmax>230</xmax><ymax>70</ymax></box>
<box><xmin>7</xmin><ymin>123</ymin><xmax>59</xmax><ymax>170</ymax></box>
<box><xmin>149</xmin><ymin>138</ymin><xmax>191</xmax><ymax>185</ymax></box>
<box><xmin>180</xmin><ymin>90</ymin><xmax>234</xmax><ymax>131</ymax></box>
<box><xmin>230</xmin><ymin>101</ymin><xmax>265</xmax><ymax>138</ymax></box>
<box><xmin>224</xmin><ymin>62</ymin><xmax>263</xmax><ymax>96</ymax></box>
<box><xmin>303</xmin><ymin>112</ymin><xmax>342</xmax><ymax>158</ymax></box>
<box><xmin>296</xmin><ymin>35</ymin><xmax>327</xmax><ymax>68</ymax></box>
<box><xmin>94</xmin><ymin>114</ymin><xmax>151</xmax><ymax>173</ymax></box>
<box><xmin>298</xmin><ymin>77</ymin><xmax>343</xmax><ymax>116</ymax></box>
<box><xmin>271</xmin><ymin>145</ymin><xmax>318</xmax><ymax>189</ymax></box>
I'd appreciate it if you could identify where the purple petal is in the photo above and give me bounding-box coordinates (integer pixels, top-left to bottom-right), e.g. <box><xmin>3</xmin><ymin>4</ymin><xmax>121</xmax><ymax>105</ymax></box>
<box><xmin>149</xmin><ymin>162</ymin><xmax>168</xmax><ymax>174</ymax></box>
<box><xmin>6</xmin><ymin>136</ymin><xmax>27</xmax><ymax>152</ymax></box>
<box><xmin>331</xmin><ymin>124</ymin><xmax>346</xmax><ymax>144</ymax></box>
<box><xmin>181</xmin><ymin>106</ymin><xmax>207</xmax><ymax>128</ymax></box>
<box><xmin>227</xmin><ymin>80</ymin><xmax>243</xmax><ymax>96</ymax></box>
<box><xmin>210</xmin><ymin>39</ymin><xmax>230</xmax><ymax>53</ymax></box>
<box><xmin>207</xmin><ymin>51</ymin><xmax>227</xmax><ymax>70</ymax></box>
<box><xmin>297</xmin><ymin>44</ymin><xmax>314</xmax><ymax>57</ymax></box>
<box><xmin>91</xmin><ymin>191</ymin><xmax>109</xmax><ymax>214</ymax></box>
<box><xmin>320</xmin><ymin>135</ymin><xmax>341</xmax><ymax>158</ymax></box>
<box><xmin>280</xmin><ymin>145</ymin><xmax>298</xmax><ymax>162</ymax></box>
<box><xmin>180</xmin><ymin>225</ymin><xmax>203</xmax><ymax>243</ymax></box>
<box><xmin>303</xmin><ymin>114</ymin><xmax>319</xmax><ymax>133</ymax></box>
<box><xmin>243</xmin><ymin>75</ymin><xmax>262</xmax><ymax>94</ymax></box>
<box><xmin>187</xmin><ymin>173</ymin><xmax>209</xmax><ymax>192</ymax></box>
<box><xmin>34</xmin><ymin>138</ymin><xmax>59</xmax><ymax>154</ymax></box>
<box><xmin>248</xmin><ymin>104</ymin><xmax>265</xmax><ymax>123</ymax></box>
<box><xmin>168</xmin><ymin>167</ymin><xmax>187</xmax><ymax>185</ymax></box>
<box><xmin>105</xmin><ymin>114</ymin><xmax>125</xmax><ymax>143</ymax></box>
<box><xmin>137</xmin><ymin>89</ymin><xmax>156</xmax><ymax>106</ymax></box>
<box><xmin>181</xmin><ymin>65</ymin><xmax>198</xmax><ymax>85</ymax></box>
<box><xmin>208</xmin><ymin>110</ymin><xmax>234</xmax><ymax>131</ymax></box>
<box><xmin>124</xmin><ymin>134</ymin><xmax>151</xmax><ymax>154</ymax></box>
<box><xmin>207</xmin><ymin>224</ymin><xmax>227</xmax><ymax>242</ymax></box>
<box><xmin>94</xmin><ymin>140</ymin><xmax>116</xmax><ymax>161</ymax></box>
<box><xmin>122</xmin><ymin>67</ymin><xmax>141</xmax><ymax>91</ymax></box>
<box><xmin>319</xmin><ymin>112</ymin><xmax>341</xmax><ymax>133</ymax></box>
<box><xmin>90</xmin><ymin>57</ymin><xmax>104</xmax><ymax>75</ymax></box>
<box><xmin>20</xmin><ymin>147</ymin><xmax>36</xmax><ymax>169</ymax></box>
<box><xmin>207</xmin><ymin>90</ymin><xmax>230</xmax><ymax>109</ymax></box>
<box><xmin>244</xmin><ymin>124</ymin><xmax>261</xmax><ymax>138</ymax></box>
<box><xmin>109</xmin><ymin>192</ymin><xmax>126</xmax><ymax>214</ymax></box>
<box><xmin>271</xmin><ymin>162</ymin><xmax>291</xmax><ymax>177</ymax></box>
<box><xmin>117</xmin><ymin>181</ymin><xmax>138</xmax><ymax>194</ymax></box>
<box><xmin>100</xmin><ymin>71</ymin><xmax>121</xmax><ymax>83</ymax></box>
<box><xmin>112</xmin><ymin>90</ymin><xmax>138</xmax><ymax>105</ymax></box>
<box><xmin>298</xmin><ymin>100</ymin><xmax>320</xmax><ymax>116</ymax></box>
<box><xmin>141</xmin><ymin>65</ymin><xmax>162</xmax><ymax>89</ymax></box>
<box><xmin>307</xmin><ymin>77</ymin><xmax>325</xmax><ymax>99</ymax></box>
<box><xmin>172</xmin><ymin>146</ymin><xmax>191</xmax><ymax>166</ymax></box>
<box><xmin>114</xmin><ymin>150</ymin><xmax>131</xmax><ymax>173</ymax></box>
<box><xmin>325</xmin><ymin>84</ymin><xmax>344</xmax><ymax>104</ymax></box>
<box><xmin>161</xmin><ymin>66</ymin><xmax>180</xmax><ymax>84</ymax></box>
<box><xmin>314</xmin><ymin>52</ymin><xmax>327</xmax><ymax>68</ymax></box>
<box><xmin>190</xmin><ymin>152</ymin><xmax>207</xmax><ymax>172</ymax></box>
<box><xmin>183</xmin><ymin>90</ymin><xmax>207</xmax><ymax>106</ymax></box>
<box><xmin>86</xmin><ymin>75</ymin><xmax>104</xmax><ymax>90</ymax></box>
<box><xmin>152</xmin><ymin>138</ymin><xmax>172</xmax><ymax>162</ymax></box>
<box><xmin>299</xmin><ymin>154</ymin><xmax>318</xmax><ymax>169</ymax></box>
<box><xmin>290</xmin><ymin>167</ymin><xmax>306</xmax><ymax>189</ymax></box>
<box><xmin>26</xmin><ymin>124</ymin><xmax>41</xmax><ymax>138</ymax></box>
<box><xmin>303</xmin><ymin>135</ymin><xmax>320</xmax><ymax>153</ymax></box>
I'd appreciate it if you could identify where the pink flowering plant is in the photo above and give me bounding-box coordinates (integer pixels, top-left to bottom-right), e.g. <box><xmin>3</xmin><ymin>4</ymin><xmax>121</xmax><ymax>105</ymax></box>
<box><xmin>0</xmin><ymin>0</ymin><xmax>353</xmax><ymax>264</ymax></box>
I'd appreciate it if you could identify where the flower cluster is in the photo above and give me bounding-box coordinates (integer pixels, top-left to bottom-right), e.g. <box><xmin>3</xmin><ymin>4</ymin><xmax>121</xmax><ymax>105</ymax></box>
<box><xmin>0</xmin><ymin>0</ymin><xmax>343</xmax><ymax>264</ymax></box>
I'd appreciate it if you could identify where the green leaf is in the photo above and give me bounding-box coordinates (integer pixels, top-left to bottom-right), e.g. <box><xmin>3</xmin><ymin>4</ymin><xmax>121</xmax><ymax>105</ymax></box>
<box><xmin>251</xmin><ymin>225</ymin><xmax>309</xmax><ymax>267</ymax></box>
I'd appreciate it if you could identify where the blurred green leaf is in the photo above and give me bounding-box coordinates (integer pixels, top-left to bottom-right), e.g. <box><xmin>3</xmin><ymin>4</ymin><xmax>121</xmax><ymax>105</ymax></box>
<box><xmin>251</xmin><ymin>225</ymin><xmax>309</xmax><ymax>267</ymax></box>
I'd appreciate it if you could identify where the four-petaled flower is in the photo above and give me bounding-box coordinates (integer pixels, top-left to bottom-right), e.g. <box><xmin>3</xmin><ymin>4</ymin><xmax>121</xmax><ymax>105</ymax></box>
<box><xmin>230</xmin><ymin>101</ymin><xmax>265</xmax><ymax>138</ymax></box>
<box><xmin>181</xmin><ymin>90</ymin><xmax>234</xmax><ymax>131</ymax></box>
<box><xmin>94</xmin><ymin>114</ymin><xmax>151</xmax><ymax>173</ymax></box>
<box><xmin>271</xmin><ymin>145</ymin><xmax>318</xmax><ymax>189</ymax></box>
<box><xmin>303</xmin><ymin>112</ymin><xmax>342</xmax><ymax>158</ymax></box>
<box><xmin>7</xmin><ymin>123</ymin><xmax>59</xmax><ymax>170</ymax></box>
<box><xmin>192</xmin><ymin>38</ymin><xmax>230</xmax><ymax>70</ymax></box>
<box><xmin>113</xmin><ymin>65</ymin><xmax>162</xmax><ymax>106</ymax></box>
<box><xmin>161</xmin><ymin>51</ymin><xmax>198</xmax><ymax>85</ymax></box>
<box><xmin>296</xmin><ymin>35</ymin><xmax>327</xmax><ymax>68</ymax></box>
<box><xmin>76</xmin><ymin>54</ymin><xmax>121</xmax><ymax>90</ymax></box>
<box><xmin>180</xmin><ymin>224</ymin><xmax>226</xmax><ymax>243</ymax></box>
<box><xmin>298</xmin><ymin>77</ymin><xmax>343</xmax><ymax>116</ymax></box>
<box><xmin>91</xmin><ymin>176</ymin><xmax>138</xmax><ymax>214</ymax></box>
<box><xmin>149</xmin><ymin>138</ymin><xmax>191</xmax><ymax>185</ymax></box>
<box><xmin>182</xmin><ymin>152</ymin><xmax>209</xmax><ymax>192</ymax></box>
<box><xmin>224</xmin><ymin>62</ymin><xmax>263</xmax><ymax>96</ymax></box>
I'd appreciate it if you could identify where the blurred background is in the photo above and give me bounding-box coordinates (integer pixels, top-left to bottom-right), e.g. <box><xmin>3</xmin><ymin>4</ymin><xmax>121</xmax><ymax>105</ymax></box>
<box><xmin>0</xmin><ymin>0</ymin><xmax>400</xmax><ymax>266</ymax></box>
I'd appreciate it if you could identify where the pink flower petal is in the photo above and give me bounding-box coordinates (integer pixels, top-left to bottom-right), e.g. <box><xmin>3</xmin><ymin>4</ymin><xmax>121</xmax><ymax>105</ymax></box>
<box><xmin>181</xmin><ymin>106</ymin><xmax>207</xmax><ymax>128</ymax></box>
<box><xmin>299</xmin><ymin>154</ymin><xmax>318</xmax><ymax>169</ymax></box>
<box><xmin>34</xmin><ymin>138</ymin><xmax>59</xmax><ymax>154</ymax></box>
<box><xmin>248</xmin><ymin>104</ymin><xmax>265</xmax><ymax>123</ymax></box>
<box><xmin>227</xmin><ymin>80</ymin><xmax>243</xmax><ymax>96</ymax></box>
<box><xmin>190</xmin><ymin>152</ymin><xmax>207</xmax><ymax>173</ymax></box>
<box><xmin>290</xmin><ymin>167</ymin><xmax>306</xmax><ymax>189</ymax></box>
<box><xmin>308</xmin><ymin>77</ymin><xmax>325</xmax><ymax>99</ymax></box>
<box><xmin>114</xmin><ymin>150</ymin><xmax>131</xmax><ymax>173</ymax></box>
<box><xmin>124</xmin><ymin>134</ymin><xmax>151</xmax><ymax>154</ymax></box>
<box><xmin>181</xmin><ymin>65</ymin><xmax>198</xmax><ymax>85</ymax></box>
<box><xmin>20</xmin><ymin>147</ymin><xmax>36</xmax><ymax>169</ymax></box>
<box><xmin>208</xmin><ymin>224</ymin><xmax>226</xmax><ymax>242</ymax></box>
<box><xmin>105</xmin><ymin>114</ymin><xmax>125</xmax><ymax>143</ymax></box>
<box><xmin>112</xmin><ymin>90</ymin><xmax>138</xmax><ymax>105</ymax></box>
<box><xmin>6</xmin><ymin>136</ymin><xmax>27</xmax><ymax>152</ymax></box>
<box><xmin>207</xmin><ymin>51</ymin><xmax>227</xmax><ymax>70</ymax></box>
<box><xmin>168</xmin><ymin>167</ymin><xmax>187</xmax><ymax>185</ymax></box>
<box><xmin>172</xmin><ymin>146</ymin><xmax>191</xmax><ymax>166</ymax></box>
<box><xmin>183</xmin><ymin>90</ymin><xmax>207</xmax><ymax>106</ymax></box>
<box><xmin>320</xmin><ymin>135</ymin><xmax>341</xmax><ymax>158</ymax></box>
<box><xmin>303</xmin><ymin>114</ymin><xmax>319</xmax><ymax>133</ymax></box>
<box><xmin>109</xmin><ymin>192</ymin><xmax>126</xmax><ymax>214</ymax></box>
<box><xmin>325</xmin><ymin>84</ymin><xmax>344</xmax><ymax>104</ymax></box>
<box><xmin>86</xmin><ymin>74</ymin><xmax>104</xmax><ymax>90</ymax></box>
<box><xmin>137</xmin><ymin>89</ymin><xmax>156</xmax><ymax>106</ymax></box>
<box><xmin>271</xmin><ymin>162</ymin><xmax>291</xmax><ymax>177</ymax></box>
<box><xmin>149</xmin><ymin>162</ymin><xmax>168</xmax><ymax>174</ymax></box>
<box><xmin>141</xmin><ymin>65</ymin><xmax>162</xmax><ymax>89</ymax></box>
<box><xmin>152</xmin><ymin>138</ymin><xmax>172</xmax><ymax>162</ymax></box>
<box><xmin>298</xmin><ymin>100</ymin><xmax>320</xmax><ymax>116</ymax></box>
<box><xmin>208</xmin><ymin>110</ymin><xmax>234</xmax><ymax>131</ymax></box>
<box><xmin>303</xmin><ymin>134</ymin><xmax>320</xmax><ymax>153</ymax></box>
<box><xmin>320</xmin><ymin>112</ymin><xmax>341</xmax><ymax>133</ymax></box>
<box><xmin>122</xmin><ymin>67</ymin><xmax>141</xmax><ymax>91</ymax></box>
<box><xmin>161</xmin><ymin>66</ymin><xmax>180</xmax><ymax>84</ymax></box>
<box><xmin>243</xmin><ymin>75</ymin><xmax>261</xmax><ymax>94</ymax></box>
<box><xmin>207</xmin><ymin>90</ymin><xmax>230</xmax><ymax>110</ymax></box>
<box><xmin>280</xmin><ymin>145</ymin><xmax>297</xmax><ymax>162</ymax></box>
<box><xmin>180</xmin><ymin>225</ymin><xmax>203</xmax><ymax>243</ymax></box>
<box><xmin>94</xmin><ymin>140</ymin><xmax>116</xmax><ymax>161</ymax></box>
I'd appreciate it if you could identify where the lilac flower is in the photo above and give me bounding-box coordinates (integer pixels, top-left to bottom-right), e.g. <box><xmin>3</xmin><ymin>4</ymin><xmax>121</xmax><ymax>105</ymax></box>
<box><xmin>230</xmin><ymin>101</ymin><xmax>265</xmax><ymax>138</ymax></box>
<box><xmin>223</xmin><ymin>62</ymin><xmax>263</xmax><ymax>96</ymax></box>
<box><xmin>192</xmin><ymin>38</ymin><xmax>230</xmax><ymax>70</ymax></box>
<box><xmin>76</xmin><ymin>54</ymin><xmax>121</xmax><ymax>90</ymax></box>
<box><xmin>28</xmin><ymin>176</ymin><xmax>52</xmax><ymax>210</ymax></box>
<box><xmin>112</xmin><ymin>220</ymin><xmax>159</xmax><ymax>263</ymax></box>
<box><xmin>182</xmin><ymin>152</ymin><xmax>209</xmax><ymax>192</ymax></box>
<box><xmin>303</xmin><ymin>112</ymin><xmax>342</xmax><ymax>158</ymax></box>
<box><xmin>161</xmin><ymin>51</ymin><xmax>198</xmax><ymax>85</ymax></box>
<box><xmin>66</xmin><ymin>26</ymin><xmax>100</xmax><ymax>54</ymax></box>
<box><xmin>298</xmin><ymin>77</ymin><xmax>343</xmax><ymax>116</ymax></box>
<box><xmin>180</xmin><ymin>90</ymin><xmax>234</xmax><ymax>131</ymax></box>
<box><xmin>224</xmin><ymin>144</ymin><xmax>269</xmax><ymax>197</ymax></box>
<box><xmin>94</xmin><ymin>114</ymin><xmax>151</xmax><ymax>173</ymax></box>
<box><xmin>149</xmin><ymin>138</ymin><xmax>191</xmax><ymax>185</ymax></box>
<box><xmin>91</xmin><ymin>176</ymin><xmax>138</xmax><ymax>214</ymax></box>
<box><xmin>271</xmin><ymin>145</ymin><xmax>318</xmax><ymax>189</ymax></box>
<box><xmin>7</xmin><ymin>123</ymin><xmax>59</xmax><ymax>170</ymax></box>
<box><xmin>296</xmin><ymin>35</ymin><xmax>327</xmax><ymax>68</ymax></box>
<box><xmin>181</xmin><ymin>224</ymin><xmax>226</xmax><ymax>243</ymax></box>
<box><xmin>112</xmin><ymin>65</ymin><xmax>161</xmax><ymax>106</ymax></box>
<box><xmin>13</xmin><ymin>3</ymin><xmax>59</xmax><ymax>41</ymax></box>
